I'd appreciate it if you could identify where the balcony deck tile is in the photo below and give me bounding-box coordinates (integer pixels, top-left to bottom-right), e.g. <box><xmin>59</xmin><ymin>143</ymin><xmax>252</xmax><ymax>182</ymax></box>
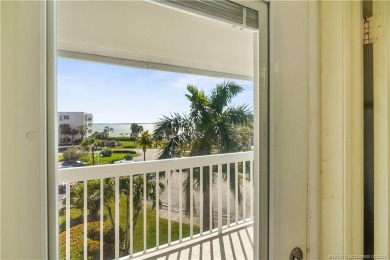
<box><xmin>155</xmin><ymin>226</ymin><xmax>253</xmax><ymax>260</ymax></box>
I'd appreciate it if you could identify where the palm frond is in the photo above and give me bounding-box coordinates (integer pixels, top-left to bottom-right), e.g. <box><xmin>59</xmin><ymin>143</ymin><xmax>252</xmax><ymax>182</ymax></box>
<box><xmin>221</xmin><ymin>105</ymin><xmax>253</xmax><ymax>127</ymax></box>
<box><xmin>185</xmin><ymin>85</ymin><xmax>209</xmax><ymax>123</ymax></box>
<box><xmin>209</xmin><ymin>81</ymin><xmax>243</xmax><ymax>113</ymax></box>
<box><xmin>215</xmin><ymin>123</ymin><xmax>240</xmax><ymax>154</ymax></box>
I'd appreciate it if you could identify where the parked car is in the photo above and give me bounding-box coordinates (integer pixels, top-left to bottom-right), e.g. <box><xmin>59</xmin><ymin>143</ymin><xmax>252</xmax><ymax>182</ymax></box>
<box><xmin>61</xmin><ymin>160</ymin><xmax>87</xmax><ymax>167</ymax></box>
<box><xmin>113</xmin><ymin>159</ymin><xmax>133</xmax><ymax>164</ymax></box>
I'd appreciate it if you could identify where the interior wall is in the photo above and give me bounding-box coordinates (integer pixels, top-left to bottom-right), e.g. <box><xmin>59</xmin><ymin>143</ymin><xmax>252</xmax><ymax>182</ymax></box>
<box><xmin>1</xmin><ymin>1</ymin><xmax>47</xmax><ymax>258</ymax></box>
<box><xmin>321</xmin><ymin>0</ymin><xmax>363</xmax><ymax>256</ymax></box>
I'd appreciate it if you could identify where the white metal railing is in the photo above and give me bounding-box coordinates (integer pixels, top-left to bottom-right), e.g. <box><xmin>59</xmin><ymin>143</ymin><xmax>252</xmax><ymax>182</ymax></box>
<box><xmin>58</xmin><ymin>151</ymin><xmax>254</xmax><ymax>260</ymax></box>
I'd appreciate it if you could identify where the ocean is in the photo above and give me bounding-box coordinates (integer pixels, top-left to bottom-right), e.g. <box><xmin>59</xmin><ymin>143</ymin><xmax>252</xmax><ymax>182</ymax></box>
<box><xmin>93</xmin><ymin>123</ymin><xmax>156</xmax><ymax>137</ymax></box>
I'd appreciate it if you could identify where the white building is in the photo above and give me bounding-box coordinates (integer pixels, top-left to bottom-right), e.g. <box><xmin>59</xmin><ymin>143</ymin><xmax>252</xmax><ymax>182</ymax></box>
<box><xmin>58</xmin><ymin>112</ymin><xmax>93</xmax><ymax>143</ymax></box>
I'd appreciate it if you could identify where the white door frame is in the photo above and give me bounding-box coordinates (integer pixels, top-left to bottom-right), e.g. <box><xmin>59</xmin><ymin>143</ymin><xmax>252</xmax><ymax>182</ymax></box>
<box><xmin>268</xmin><ymin>1</ymin><xmax>320</xmax><ymax>258</ymax></box>
<box><xmin>320</xmin><ymin>1</ymin><xmax>364</xmax><ymax>256</ymax></box>
<box><xmin>47</xmin><ymin>1</ymin><xmax>269</xmax><ymax>259</ymax></box>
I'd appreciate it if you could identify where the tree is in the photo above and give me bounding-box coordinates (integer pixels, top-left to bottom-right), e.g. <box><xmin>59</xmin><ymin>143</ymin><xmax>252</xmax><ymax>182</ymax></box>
<box><xmin>104</xmin><ymin>126</ymin><xmax>114</xmax><ymax>140</ymax></box>
<box><xmin>138</xmin><ymin>131</ymin><xmax>154</xmax><ymax>161</ymax></box>
<box><xmin>70</xmin><ymin>173</ymin><xmax>165</xmax><ymax>254</ymax></box>
<box><xmin>77</xmin><ymin>124</ymin><xmax>88</xmax><ymax>141</ymax></box>
<box><xmin>130</xmin><ymin>123</ymin><xmax>143</xmax><ymax>140</ymax></box>
<box><xmin>236</xmin><ymin>126</ymin><xmax>254</xmax><ymax>151</ymax></box>
<box><xmin>121</xmin><ymin>173</ymin><xmax>165</xmax><ymax>252</ymax></box>
<box><xmin>81</xmin><ymin>137</ymin><xmax>103</xmax><ymax>165</ymax></box>
<box><xmin>153</xmin><ymin>81</ymin><xmax>253</xmax><ymax>231</ymax></box>
<box><xmin>70</xmin><ymin>128</ymin><xmax>79</xmax><ymax>144</ymax></box>
<box><xmin>59</xmin><ymin>124</ymin><xmax>71</xmax><ymax>144</ymax></box>
<box><xmin>63</xmin><ymin>146</ymin><xmax>85</xmax><ymax>161</ymax></box>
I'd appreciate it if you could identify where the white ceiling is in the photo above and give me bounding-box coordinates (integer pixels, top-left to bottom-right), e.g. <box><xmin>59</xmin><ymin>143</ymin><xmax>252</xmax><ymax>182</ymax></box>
<box><xmin>57</xmin><ymin>0</ymin><xmax>255</xmax><ymax>79</ymax></box>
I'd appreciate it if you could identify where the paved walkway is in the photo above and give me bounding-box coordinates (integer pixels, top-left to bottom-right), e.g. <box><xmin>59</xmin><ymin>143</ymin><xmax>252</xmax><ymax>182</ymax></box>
<box><xmin>133</xmin><ymin>149</ymin><xmax>160</xmax><ymax>162</ymax></box>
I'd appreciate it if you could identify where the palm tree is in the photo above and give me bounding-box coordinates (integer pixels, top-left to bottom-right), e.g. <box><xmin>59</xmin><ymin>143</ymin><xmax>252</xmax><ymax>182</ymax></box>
<box><xmin>70</xmin><ymin>128</ymin><xmax>79</xmax><ymax>144</ymax></box>
<box><xmin>70</xmin><ymin>174</ymin><xmax>165</xmax><ymax>254</ymax></box>
<box><xmin>153</xmin><ymin>81</ymin><xmax>253</xmax><ymax>231</ymax></box>
<box><xmin>59</xmin><ymin>124</ymin><xmax>71</xmax><ymax>144</ymax></box>
<box><xmin>138</xmin><ymin>130</ymin><xmax>154</xmax><ymax>161</ymax></box>
<box><xmin>81</xmin><ymin>137</ymin><xmax>103</xmax><ymax>165</ymax></box>
<box><xmin>77</xmin><ymin>124</ymin><xmax>88</xmax><ymax>141</ymax></box>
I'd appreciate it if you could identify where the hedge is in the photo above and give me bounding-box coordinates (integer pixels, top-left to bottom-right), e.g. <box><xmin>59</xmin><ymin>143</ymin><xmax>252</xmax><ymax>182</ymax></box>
<box><xmin>108</xmin><ymin>137</ymin><xmax>131</xmax><ymax>141</ymax></box>
<box><xmin>112</xmin><ymin>149</ymin><xmax>136</xmax><ymax>154</ymax></box>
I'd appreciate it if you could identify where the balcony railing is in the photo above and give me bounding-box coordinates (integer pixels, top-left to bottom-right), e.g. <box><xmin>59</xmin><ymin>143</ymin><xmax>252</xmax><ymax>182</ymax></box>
<box><xmin>58</xmin><ymin>151</ymin><xmax>254</xmax><ymax>260</ymax></box>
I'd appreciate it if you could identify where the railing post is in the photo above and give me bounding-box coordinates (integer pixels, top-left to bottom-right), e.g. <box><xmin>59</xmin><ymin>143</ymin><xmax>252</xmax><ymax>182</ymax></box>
<box><xmin>115</xmin><ymin>177</ymin><xmax>119</xmax><ymax>260</ymax></box>
<box><xmin>209</xmin><ymin>165</ymin><xmax>213</xmax><ymax>232</ymax></box>
<box><xmin>143</xmin><ymin>173</ymin><xmax>147</xmax><ymax>253</ymax></box>
<box><xmin>243</xmin><ymin>161</ymin><xmax>246</xmax><ymax>221</ymax></box>
<box><xmin>179</xmin><ymin>169</ymin><xmax>182</xmax><ymax>241</ymax></box>
<box><xmin>227</xmin><ymin>163</ymin><xmax>231</xmax><ymax>226</ymax></box>
<box><xmin>84</xmin><ymin>181</ymin><xmax>88</xmax><ymax>260</ymax></box>
<box><xmin>168</xmin><ymin>169</ymin><xmax>172</xmax><ymax>245</ymax></box>
<box><xmin>66</xmin><ymin>182</ymin><xmax>70</xmax><ymax>260</ymax></box>
<box><xmin>100</xmin><ymin>179</ymin><xmax>104</xmax><ymax>260</ymax></box>
<box><xmin>218</xmin><ymin>164</ymin><xmax>222</xmax><ymax>233</ymax></box>
<box><xmin>156</xmin><ymin>171</ymin><xmax>160</xmax><ymax>249</ymax></box>
<box><xmin>190</xmin><ymin>167</ymin><xmax>194</xmax><ymax>238</ymax></box>
<box><xmin>235</xmin><ymin>162</ymin><xmax>239</xmax><ymax>224</ymax></box>
<box><xmin>129</xmin><ymin>176</ymin><xmax>133</xmax><ymax>256</ymax></box>
<box><xmin>200</xmin><ymin>167</ymin><xmax>204</xmax><ymax>235</ymax></box>
<box><xmin>250</xmin><ymin>160</ymin><xmax>254</xmax><ymax>219</ymax></box>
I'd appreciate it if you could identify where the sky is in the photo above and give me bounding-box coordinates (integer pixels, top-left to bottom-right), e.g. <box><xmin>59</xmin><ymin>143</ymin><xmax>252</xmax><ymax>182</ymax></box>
<box><xmin>57</xmin><ymin>58</ymin><xmax>254</xmax><ymax>123</ymax></box>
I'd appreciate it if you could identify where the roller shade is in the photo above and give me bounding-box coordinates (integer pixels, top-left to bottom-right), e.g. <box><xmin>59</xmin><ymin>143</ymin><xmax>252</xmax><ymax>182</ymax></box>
<box><xmin>151</xmin><ymin>0</ymin><xmax>259</xmax><ymax>30</ymax></box>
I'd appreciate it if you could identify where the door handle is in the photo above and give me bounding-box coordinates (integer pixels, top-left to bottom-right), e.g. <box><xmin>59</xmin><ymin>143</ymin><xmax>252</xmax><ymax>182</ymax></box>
<box><xmin>289</xmin><ymin>247</ymin><xmax>303</xmax><ymax>260</ymax></box>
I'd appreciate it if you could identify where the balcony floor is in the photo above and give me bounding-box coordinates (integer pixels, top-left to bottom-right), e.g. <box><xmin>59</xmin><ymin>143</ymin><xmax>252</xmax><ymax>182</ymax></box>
<box><xmin>133</xmin><ymin>224</ymin><xmax>253</xmax><ymax>260</ymax></box>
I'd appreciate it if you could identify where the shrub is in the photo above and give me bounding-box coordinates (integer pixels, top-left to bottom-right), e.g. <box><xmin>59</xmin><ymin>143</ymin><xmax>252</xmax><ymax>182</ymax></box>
<box><xmin>102</xmin><ymin>140</ymin><xmax>117</xmax><ymax>148</ymax></box>
<box><xmin>124</xmin><ymin>154</ymin><xmax>133</xmax><ymax>161</ymax></box>
<box><xmin>73</xmin><ymin>139</ymin><xmax>82</xmax><ymax>145</ymax></box>
<box><xmin>108</xmin><ymin>140</ymin><xmax>117</xmax><ymax>147</ymax></box>
<box><xmin>113</xmin><ymin>149</ymin><xmax>136</xmax><ymax>154</ymax></box>
<box><xmin>100</xmin><ymin>148</ymin><xmax>113</xmax><ymax>157</ymax></box>
<box><xmin>63</xmin><ymin>147</ymin><xmax>85</xmax><ymax>161</ymax></box>
<box><xmin>59</xmin><ymin>222</ymin><xmax>117</xmax><ymax>259</ymax></box>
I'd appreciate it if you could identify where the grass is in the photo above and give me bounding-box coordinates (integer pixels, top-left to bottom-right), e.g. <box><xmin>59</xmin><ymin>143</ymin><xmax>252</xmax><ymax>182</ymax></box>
<box><xmin>59</xmin><ymin>194</ymin><xmax>200</xmax><ymax>259</ymax></box>
<box><xmin>80</xmin><ymin>153</ymin><xmax>134</xmax><ymax>165</ymax></box>
<box><xmin>116</xmin><ymin>141</ymin><xmax>137</xmax><ymax>149</ymax></box>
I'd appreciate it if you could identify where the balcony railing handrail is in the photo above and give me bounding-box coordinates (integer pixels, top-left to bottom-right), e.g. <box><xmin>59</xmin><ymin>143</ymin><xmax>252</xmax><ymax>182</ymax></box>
<box><xmin>58</xmin><ymin>151</ymin><xmax>254</xmax><ymax>183</ymax></box>
<box><xmin>58</xmin><ymin>151</ymin><xmax>254</xmax><ymax>260</ymax></box>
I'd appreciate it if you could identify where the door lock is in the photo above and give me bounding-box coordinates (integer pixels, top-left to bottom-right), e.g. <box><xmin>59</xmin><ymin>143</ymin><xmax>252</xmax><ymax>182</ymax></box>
<box><xmin>289</xmin><ymin>247</ymin><xmax>303</xmax><ymax>260</ymax></box>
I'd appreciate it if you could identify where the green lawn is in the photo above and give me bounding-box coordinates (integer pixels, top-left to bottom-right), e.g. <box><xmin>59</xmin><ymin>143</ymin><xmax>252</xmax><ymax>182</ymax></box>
<box><xmin>79</xmin><ymin>153</ymin><xmax>138</xmax><ymax>165</ymax></box>
<box><xmin>58</xmin><ymin>151</ymin><xmax>140</xmax><ymax>164</ymax></box>
<box><xmin>116</xmin><ymin>141</ymin><xmax>137</xmax><ymax>149</ymax></box>
<box><xmin>59</xmin><ymin>195</ymin><xmax>200</xmax><ymax>259</ymax></box>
